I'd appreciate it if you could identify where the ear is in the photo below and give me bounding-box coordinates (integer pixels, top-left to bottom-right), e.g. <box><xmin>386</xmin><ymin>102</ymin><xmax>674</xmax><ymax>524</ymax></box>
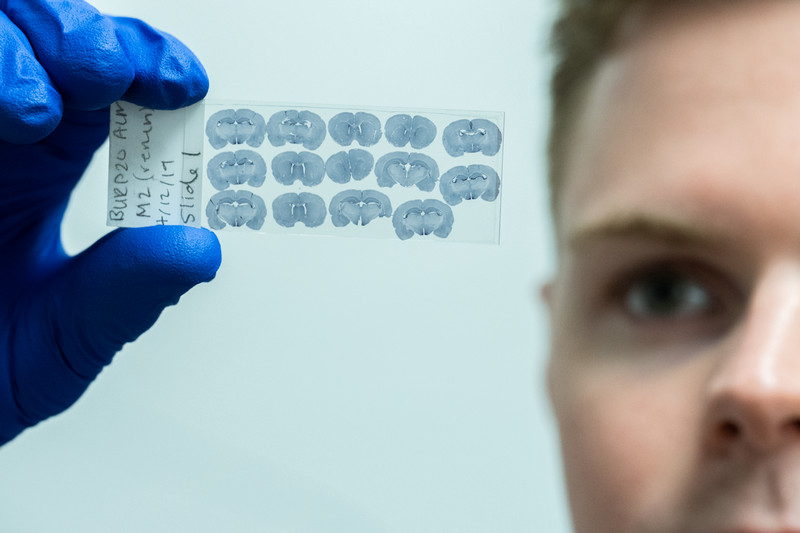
<box><xmin>540</xmin><ymin>278</ymin><xmax>558</xmax><ymax>407</ymax></box>
<box><xmin>545</xmin><ymin>347</ymin><xmax>558</xmax><ymax>410</ymax></box>
<box><xmin>540</xmin><ymin>279</ymin><xmax>555</xmax><ymax>312</ymax></box>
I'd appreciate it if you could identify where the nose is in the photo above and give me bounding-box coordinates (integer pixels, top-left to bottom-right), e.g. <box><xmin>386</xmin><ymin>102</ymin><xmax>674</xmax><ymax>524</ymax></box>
<box><xmin>704</xmin><ymin>262</ymin><xmax>800</xmax><ymax>455</ymax></box>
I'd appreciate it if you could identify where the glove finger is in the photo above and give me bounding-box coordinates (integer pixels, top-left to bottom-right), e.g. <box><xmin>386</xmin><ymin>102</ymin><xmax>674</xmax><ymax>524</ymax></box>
<box><xmin>4</xmin><ymin>0</ymin><xmax>134</xmax><ymax>111</ymax></box>
<box><xmin>111</xmin><ymin>16</ymin><xmax>209</xmax><ymax>110</ymax></box>
<box><xmin>9</xmin><ymin>226</ymin><xmax>221</xmax><ymax>426</ymax></box>
<box><xmin>0</xmin><ymin>108</ymin><xmax>112</xmax><ymax>255</ymax></box>
<box><xmin>0</xmin><ymin>11</ymin><xmax>62</xmax><ymax>143</ymax></box>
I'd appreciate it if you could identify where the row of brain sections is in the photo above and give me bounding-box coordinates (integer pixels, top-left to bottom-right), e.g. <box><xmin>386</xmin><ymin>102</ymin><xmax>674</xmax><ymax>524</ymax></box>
<box><xmin>206</xmin><ymin>149</ymin><xmax>500</xmax><ymax>207</ymax></box>
<box><xmin>205</xmin><ymin>109</ymin><xmax>502</xmax><ymax>156</ymax></box>
<box><xmin>207</xmin><ymin>189</ymin><xmax>453</xmax><ymax>241</ymax></box>
<box><xmin>203</xmin><ymin>107</ymin><xmax>503</xmax><ymax>241</ymax></box>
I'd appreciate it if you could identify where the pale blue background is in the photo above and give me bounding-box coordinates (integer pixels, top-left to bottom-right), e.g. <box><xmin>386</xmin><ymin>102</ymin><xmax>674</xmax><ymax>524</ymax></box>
<box><xmin>0</xmin><ymin>1</ymin><xmax>570</xmax><ymax>531</ymax></box>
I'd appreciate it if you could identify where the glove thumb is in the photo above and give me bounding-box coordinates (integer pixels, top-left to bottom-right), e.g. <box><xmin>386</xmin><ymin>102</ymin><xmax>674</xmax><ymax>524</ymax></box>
<box><xmin>6</xmin><ymin>226</ymin><xmax>221</xmax><ymax>435</ymax></box>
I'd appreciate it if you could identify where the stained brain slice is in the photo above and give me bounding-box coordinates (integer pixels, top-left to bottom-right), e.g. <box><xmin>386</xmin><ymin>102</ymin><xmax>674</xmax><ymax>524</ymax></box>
<box><xmin>328</xmin><ymin>112</ymin><xmax>382</xmax><ymax>147</ymax></box>
<box><xmin>325</xmin><ymin>149</ymin><xmax>374</xmax><ymax>184</ymax></box>
<box><xmin>272</xmin><ymin>192</ymin><xmax>326</xmax><ymax>228</ymax></box>
<box><xmin>374</xmin><ymin>152</ymin><xmax>439</xmax><ymax>192</ymax></box>
<box><xmin>439</xmin><ymin>165</ymin><xmax>500</xmax><ymax>205</ymax></box>
<box><xmin>206</xmin><ymin>190</ymin><xmax>267</xmax><ymax>230</ymax></box>
<box><xmin>271</xmin><ymin>151</ymin><xmax>325</xmax><ymax>186</ymax></box>
<box><xmin>441</xmin><ymin>118</ymin><xmax>502</xmax><ymax>157</ymax></box>
<box><xmin>329</xmin><ymin>189</ymin><xmax>392</xmax><ymax>227</ymax></box>
<box><xmin>206</xmin><ymin>109</ymin><xmax>267</xmax><ymax>149</ymax></box>
<box><xmin>207</xmin><ymin>150</ymin><xmax>267</xmax><ymax>191</ymax></box>
<box><xmin>265</xmin><ymin>109</ymin><xmax>326</xmax><ymax>150</ymax></box>
<box><xmin>385</xmin><ymin>114</ymin><xmax>437</xmax><ymax>149</ymax></box>
<box><xmin>392</xmin><ymin>199</ymin><xmax>454</xmax><ymax>240</ymax></box>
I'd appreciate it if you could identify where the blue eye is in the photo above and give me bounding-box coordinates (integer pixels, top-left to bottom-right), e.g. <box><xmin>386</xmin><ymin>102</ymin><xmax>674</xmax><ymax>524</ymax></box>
<box><xmin>624</xmin><ymin>270</ymin><xmax>712</xmax><ymax>319</ymax></box>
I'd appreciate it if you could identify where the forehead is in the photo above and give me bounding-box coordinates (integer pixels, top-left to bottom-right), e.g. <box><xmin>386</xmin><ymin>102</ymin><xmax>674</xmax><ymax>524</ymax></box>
<box><xmin>559</xmin><ymin>0</ymin><xmax>800</xmax><ymax>250</ymax></box>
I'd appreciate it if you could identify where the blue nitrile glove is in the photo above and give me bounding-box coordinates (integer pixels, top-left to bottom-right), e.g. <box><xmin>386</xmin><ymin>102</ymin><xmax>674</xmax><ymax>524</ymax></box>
<box><xmin>0</xmin><ymin>0</ymin><xmax>221</xmax><ymax>445</ymax></box>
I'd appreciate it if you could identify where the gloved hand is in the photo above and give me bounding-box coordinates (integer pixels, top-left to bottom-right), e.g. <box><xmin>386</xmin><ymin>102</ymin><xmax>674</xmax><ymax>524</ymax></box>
<box><xmin>0</xmin><ymin>0</ymin><xmax>221</xmax><ymax>445</ymax></box>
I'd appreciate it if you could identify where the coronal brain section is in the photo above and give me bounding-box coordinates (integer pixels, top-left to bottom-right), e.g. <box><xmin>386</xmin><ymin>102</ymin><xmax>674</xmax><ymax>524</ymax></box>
<box><xmin>272</xmin><ymin>192</ymin><xmax>326</xmax><ymax>228</ymax></box>
<box><xmin>206</xmin><ymin>109</ymin><xmax>267</xmax><ymax>149</ymax></box>
<box><xmin>325</xmin><ymin>149</ymin><xmax>374</xmax><ymax>184</ymax></box>
<box><xmin>385</xmin><ymin>114</ymin><xmax>437</xmax><ymax>149</ymax></box>
<box><xmin>392</xmin><ymin>199</ymin><xmax>454</xmax><ymax>240</ymax></box>
<box><xmin>266</xmin><ymin>109</ymin><xmax>326</xmax><ymax>150</ymax></box>
<box><xmin>439</xmin><ymin>165</ymin><xmax>500</xmax><ymax>205</ymax></box>
<box><xmin>328</xmin><ymin>112</ymin><xmax>382</xmax><ymax>147</ymax></box>
<box><xmin>206</xmin><ymin>190</ymin><xmax>267</xmax><ymax>230</ymax></box>
<box><xmin>329</xmin><ymin>189</ymin><xmax>392</xmax><ymax>227</ymax></box>
<box><xmin>374</xmin><ymin>152</ymin><xmax>438</xmax><ymax>192</ymax></box>
<box><xmin>271</xmin><ymin>151</ymin><xmax>325</xmax><ymax>187</ymax></box>
<box><xmin>207</xmin><ymin>150</ymin><xmax>267</xmax><ymax>191</ymax></box>
<box><xmin>442</xmin><ymin>118</ymin><xmax>502</xmax><ymax>157</ymax></box>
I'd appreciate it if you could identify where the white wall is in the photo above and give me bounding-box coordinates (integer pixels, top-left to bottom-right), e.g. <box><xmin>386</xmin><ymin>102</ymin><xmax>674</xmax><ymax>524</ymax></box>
<box><xmin>0</xmin><ymin>1</ymin><xmax>571</xmax><ymax>531</ymax></box>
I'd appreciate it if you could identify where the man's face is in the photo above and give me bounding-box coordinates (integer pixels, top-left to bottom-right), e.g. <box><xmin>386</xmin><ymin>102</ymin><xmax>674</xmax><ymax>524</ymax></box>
<box><xmin>547</xmin><ymin>2</ymin><xmax>800</xmax><ymax>532</ymax></box>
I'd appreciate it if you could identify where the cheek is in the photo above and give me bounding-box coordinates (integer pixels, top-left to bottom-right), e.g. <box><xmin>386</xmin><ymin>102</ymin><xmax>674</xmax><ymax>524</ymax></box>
<box><xmin>552</xmin><ymin>360</ymin><xmax>702</xmax><ymax>533</ymax></box>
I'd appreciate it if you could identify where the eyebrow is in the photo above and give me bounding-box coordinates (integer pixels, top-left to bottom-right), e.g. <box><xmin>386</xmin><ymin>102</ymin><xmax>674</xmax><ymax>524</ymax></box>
<box><xmin>566</xmin><ymin>212</ymin><xmax>729</xmax><ymax>249</ymax></box>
